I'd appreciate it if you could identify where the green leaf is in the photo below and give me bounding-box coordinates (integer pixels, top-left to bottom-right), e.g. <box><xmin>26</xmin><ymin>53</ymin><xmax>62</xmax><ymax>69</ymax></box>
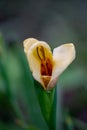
<box><xmin>0</xmin><ymin>60</ymin><xmax>25</xmax><ymax>124</ymax></box>
<box><xmin>0</xmin><ymin>60</ymin><xmax>11</xmax><ymax>98</ymax></box>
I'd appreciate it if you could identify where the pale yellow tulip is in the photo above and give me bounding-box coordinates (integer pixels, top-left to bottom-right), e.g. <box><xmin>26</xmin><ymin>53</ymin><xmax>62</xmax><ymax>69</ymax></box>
<box><xmin>23</xmin><ymin>38</ymin><xmax>75</xmax><ymax>90</ymax></box>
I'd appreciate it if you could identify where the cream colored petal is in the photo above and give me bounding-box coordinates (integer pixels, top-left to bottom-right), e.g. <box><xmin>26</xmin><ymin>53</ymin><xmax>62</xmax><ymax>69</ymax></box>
<box><xmin>23</xmin><ymin>38</ymin><xmax>38</xmax><ymax>54</ymax></box>
<box><xmin>48</xmin><ymin>43</ymin><xmax>75</xmax><ymax>90</ymax></box>
<box><xmin>27</xmin><ymin>41</ymin><xmax>52</xmax><ymax>89</ymax></box>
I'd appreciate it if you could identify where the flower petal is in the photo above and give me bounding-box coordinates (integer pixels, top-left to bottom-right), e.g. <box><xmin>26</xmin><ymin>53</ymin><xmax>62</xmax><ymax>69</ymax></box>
<box><xmin>27</xmin><ymin>41</ymin><xmax>53</xmax><ymax>89</ymax></box>
<box><xmin>48</xmin><ymin>43</ymin><xmax>75</xmax><ymax>89</ymax></box>
<box><xmin>23</xmin><ymin>38</ymin><xmax>38</xmax><ymax>54</ymax></box>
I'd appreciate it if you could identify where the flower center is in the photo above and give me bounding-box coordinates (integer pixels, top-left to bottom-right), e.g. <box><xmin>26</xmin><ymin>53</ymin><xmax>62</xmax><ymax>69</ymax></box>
<box><xmin>36</xmin><ymin>46</ymin><xmax>52</xmax><ymax>76</ymax></box>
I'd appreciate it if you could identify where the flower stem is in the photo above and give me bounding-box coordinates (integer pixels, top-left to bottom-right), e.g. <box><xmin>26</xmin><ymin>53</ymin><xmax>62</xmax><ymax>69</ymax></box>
<box><xmin>34</xmin><ymin>80</ymin><xmax>57</xmax><ymax>130</ymax></box>
<box><xmin>49</xmin><ymin>87</ymin><xmax>57</xmax><ymax>130</ymax></box>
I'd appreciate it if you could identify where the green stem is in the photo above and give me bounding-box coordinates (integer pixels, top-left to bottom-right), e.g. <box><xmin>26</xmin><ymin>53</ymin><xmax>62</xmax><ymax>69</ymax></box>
<box><xmin>49</xmin><ymin>87</ymin><xmax>57</xmax><ymax>130</ymax></box>
<box><xmin>34</xmin><ymin>80</ymin><xmax>57</xmax><ymax>130</ymax></box>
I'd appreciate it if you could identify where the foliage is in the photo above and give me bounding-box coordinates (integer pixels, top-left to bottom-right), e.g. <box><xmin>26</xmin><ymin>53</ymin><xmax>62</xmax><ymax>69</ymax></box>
<box><xmin>0</xmin><ymin>35</ymin><xmax>87</xmax><ymax>130</ymax></box>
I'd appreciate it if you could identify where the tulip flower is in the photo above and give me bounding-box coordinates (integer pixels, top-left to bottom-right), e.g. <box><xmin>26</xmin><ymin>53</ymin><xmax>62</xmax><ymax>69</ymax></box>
<box><xmin>23</xmin><ymin>38</ymin><xmax>75</xmax><ymax>90</ymax></box>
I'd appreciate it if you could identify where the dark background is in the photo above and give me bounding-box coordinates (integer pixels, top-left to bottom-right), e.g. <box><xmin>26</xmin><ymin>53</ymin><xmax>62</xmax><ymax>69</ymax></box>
<box><xmin>0</xmin><ymin>0</ymin><xmax>87</xmax><ymax>130</ymax></box>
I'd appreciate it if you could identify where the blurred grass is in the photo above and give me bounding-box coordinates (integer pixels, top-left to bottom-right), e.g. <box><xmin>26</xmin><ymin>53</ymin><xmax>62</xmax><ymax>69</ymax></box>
<box><xmin>0</xmin><ymin>35</ymin><xmax>87</xmax><ymax>130</ymax></box>
<box><xmin>0</xmin><ymin>35</ymin><xmax>48</xmax><ymax>130</ymax></box>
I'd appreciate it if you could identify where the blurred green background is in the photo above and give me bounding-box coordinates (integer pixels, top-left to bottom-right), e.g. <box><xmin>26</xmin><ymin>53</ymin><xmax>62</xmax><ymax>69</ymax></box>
<box><xmin>0</xmin><ymin>0</ymin><xmax>87</xmax><ymax>130</ymax></box>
